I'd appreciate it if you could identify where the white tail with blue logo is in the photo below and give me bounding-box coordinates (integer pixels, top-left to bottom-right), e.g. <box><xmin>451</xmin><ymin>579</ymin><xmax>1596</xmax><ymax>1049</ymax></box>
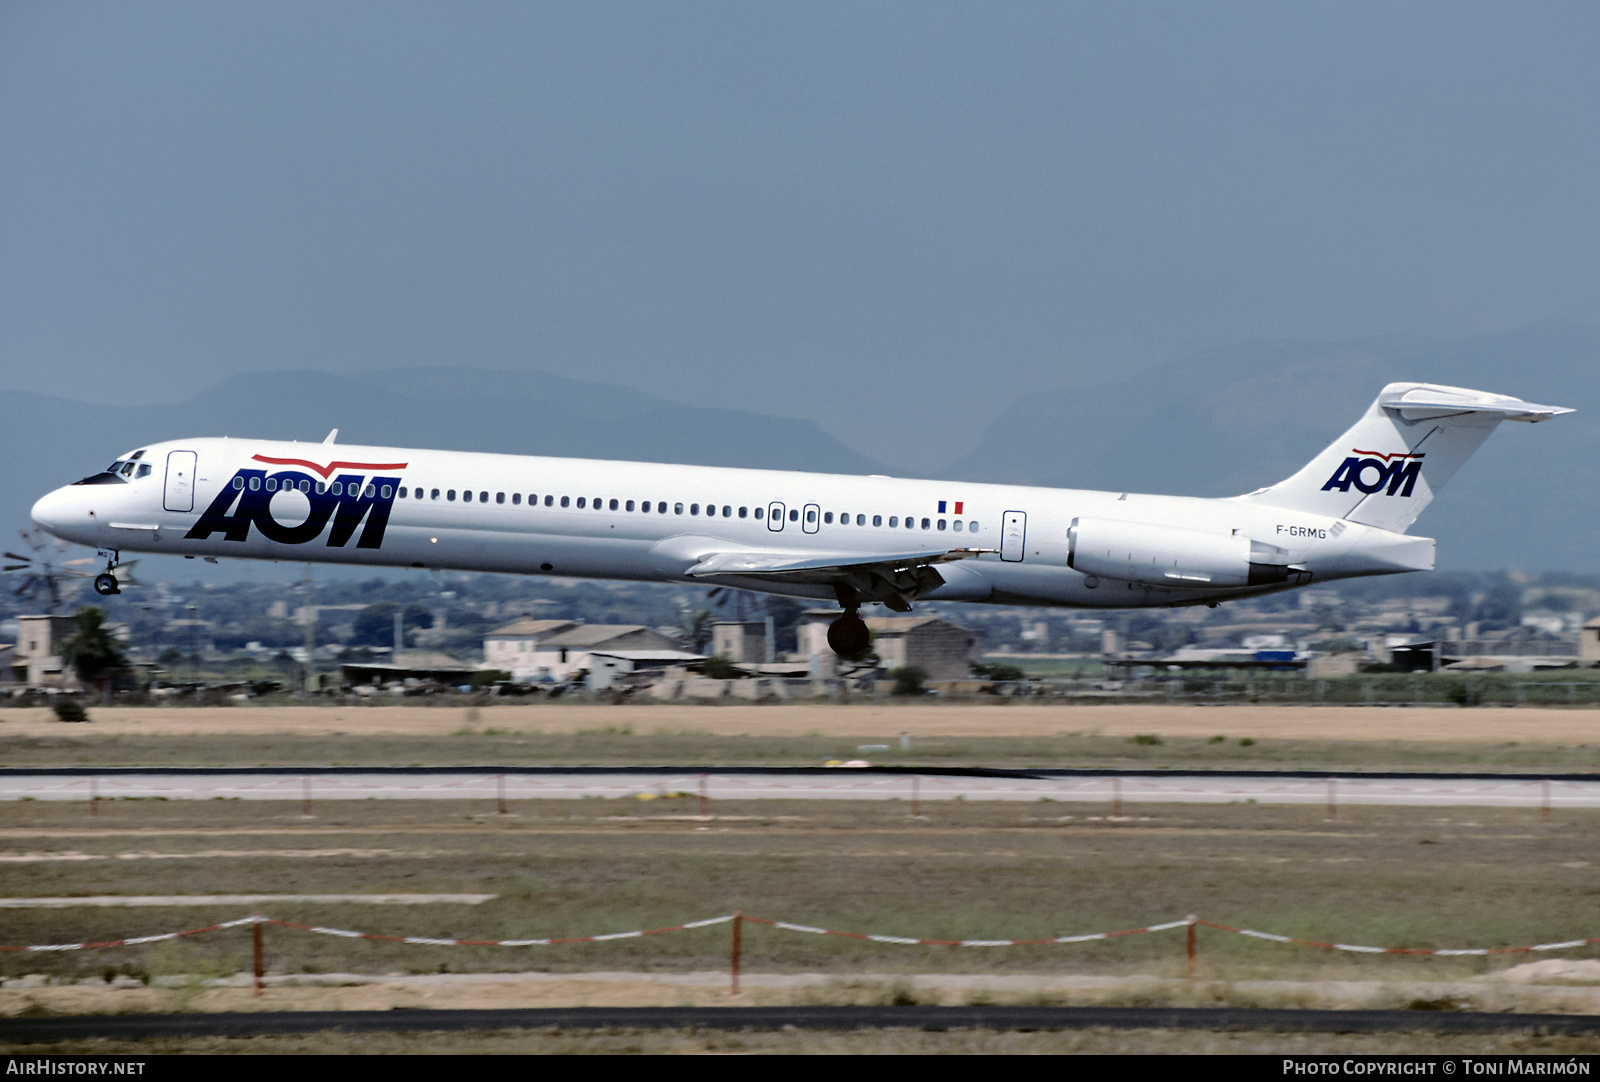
<box><xmin>1242</xmin><ymin>383</ymin><xmax>1572</xmax><ymax>534</ymax></box>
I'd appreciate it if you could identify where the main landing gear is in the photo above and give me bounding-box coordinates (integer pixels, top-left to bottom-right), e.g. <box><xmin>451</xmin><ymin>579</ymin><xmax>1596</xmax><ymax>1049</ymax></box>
<box><xmin>826</xmin><ymin>583</ymin><xmax>871</xmax><ymax>659</ymax></box>
<box><xmin>93</xmin><ymin>551</ymin><xmax>121</xmax><ymax>596</ymax></box>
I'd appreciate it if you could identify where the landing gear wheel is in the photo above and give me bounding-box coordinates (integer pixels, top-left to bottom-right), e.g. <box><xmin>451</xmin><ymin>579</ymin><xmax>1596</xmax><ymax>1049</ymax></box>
<box><xmin>826</xmin><ymin>613</ymin><xmax>870</xmax><ymax>658</ymax></box>
<box><xmin>93</xmin><ymin>573</ymin><xmax>119</xmax><ymax>596</ymax></box>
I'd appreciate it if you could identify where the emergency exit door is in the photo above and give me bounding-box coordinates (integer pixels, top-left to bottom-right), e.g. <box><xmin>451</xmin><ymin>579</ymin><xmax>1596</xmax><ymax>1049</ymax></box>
<box><xmin>1000</xmin><ymin>510</ymin><xmax>1026</xmax><ymax>561</ymax></box>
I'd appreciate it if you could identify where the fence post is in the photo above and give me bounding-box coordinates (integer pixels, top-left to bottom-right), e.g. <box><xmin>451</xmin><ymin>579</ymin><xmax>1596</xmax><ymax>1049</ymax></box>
<box><xmin>1112</xmin><ymin>776</ymin><xmax>1122</xmax><ymax>819</ymax></box>
<box><xmin>89</xmin><ymin>777</ymin><xmax>97</xmax><ymax>817</ymax></box>
<box><xmin>700</xmin><ymin>773</ymin><xmax>709</xmax><ymax>819</ymax></box>
<box><xmin>1186</xmin><ymin>914</ymin><xmax>1197</xmax><ymax>980</ymax></box>
<box><xmin>730</xmin><ymin>911</ymin><xmax>742</xmax><ymax>995</ymax></box>
<box><xmin>301</xmin><ymin>776</ymin><xmax>312</xmax><ymax>818</ymax></box>
<box><xmin>252</xmin><ymin>916</ymin><xmax>264</xmax><ymax>997</ymax></box>
<box><xmin>1543</xmin><ymin>778</ymin><xmax>1552</xmax><ymax>823</ymax></box>
<box><xmin>911</xmin><ymin>774</ymin><xmax>920</xmax><ymax>818</ymax></box>
<box><xmin>1326</xmin><ymin>778</ymin><xmax>1336</xmax><ymax>821</ymax></box>
<box><xmin>497</xmin><ymin>773</ymin><xmax>507</xmax><ymax>816</ymax></box>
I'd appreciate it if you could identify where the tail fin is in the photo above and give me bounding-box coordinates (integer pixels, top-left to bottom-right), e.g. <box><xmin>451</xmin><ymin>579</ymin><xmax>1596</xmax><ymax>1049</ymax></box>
<box><xmin>1242</xmin><ymin>382</ymin><xmax>1571</xmax><ymax>533</ymax></box>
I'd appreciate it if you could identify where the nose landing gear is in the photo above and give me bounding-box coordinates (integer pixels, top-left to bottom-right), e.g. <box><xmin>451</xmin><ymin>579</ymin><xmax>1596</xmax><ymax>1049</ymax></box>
<box><xmin>93</xmin><ymin>550</ymin><xmax>122</xmax><ymax>596</ymax></box>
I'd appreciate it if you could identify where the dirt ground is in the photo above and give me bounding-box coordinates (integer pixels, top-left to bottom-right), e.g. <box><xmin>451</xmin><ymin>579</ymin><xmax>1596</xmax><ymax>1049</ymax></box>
<box><xmin>4</xmin><ymin>702</ymin><xmax>1599</xmax><ymax>743</ymax></box>
<box><xmin>11</xmin><ymin>962</ymin><xmax>1600</xmax><ymax>1017</ymax></box>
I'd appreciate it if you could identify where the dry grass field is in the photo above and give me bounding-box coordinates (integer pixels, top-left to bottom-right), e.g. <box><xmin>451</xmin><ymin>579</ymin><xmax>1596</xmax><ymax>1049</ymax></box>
<box><xmin>4</xmin><ymin>701</ymin><xmax>1600</xmax><ymax>743</ymax></box>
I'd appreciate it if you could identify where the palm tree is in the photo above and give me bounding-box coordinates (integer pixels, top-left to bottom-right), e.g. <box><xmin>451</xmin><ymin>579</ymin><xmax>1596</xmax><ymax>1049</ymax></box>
<box><xmin>59</xmin><ymin>606</ymin><xmax>127</xmax><ymax>696</ymax></box>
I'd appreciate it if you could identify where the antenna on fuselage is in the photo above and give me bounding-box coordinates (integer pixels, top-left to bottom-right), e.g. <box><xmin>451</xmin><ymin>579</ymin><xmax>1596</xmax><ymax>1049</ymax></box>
<box><xmin>323</xmin><ymin>429</ymin><xmax>338</xmax><ymax>444</ymax></box>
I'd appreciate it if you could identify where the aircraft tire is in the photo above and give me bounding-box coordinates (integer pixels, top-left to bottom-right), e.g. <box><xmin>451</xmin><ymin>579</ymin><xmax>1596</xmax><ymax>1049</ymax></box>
<box><xmin>93</xmin><ymin>573</ymin><xmax>119</xmax><ymax>596</ymax></box>
<box><xmin>826</xmin><ymin>613</ymin><xmax>870</xmax><ymax>658</ymax></box>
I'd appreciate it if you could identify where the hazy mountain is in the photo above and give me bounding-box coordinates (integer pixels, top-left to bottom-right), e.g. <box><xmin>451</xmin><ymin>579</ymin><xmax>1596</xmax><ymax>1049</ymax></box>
<box><xmin>941</xmin><ymin>322</ymin><xmax>1600</xmax><ymax>571</ymax></box>
<box><xmin>0</xmin><ymin>367</ymin><xmax>885</xmax><ymax>562</ymax></box>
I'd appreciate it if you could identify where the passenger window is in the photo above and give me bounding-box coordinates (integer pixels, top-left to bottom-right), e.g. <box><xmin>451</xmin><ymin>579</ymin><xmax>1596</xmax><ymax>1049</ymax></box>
<box><xmin>232</xmin><ymin>477</ymin><xmax>244</xmax><ymax>490</ymax></box>
<box><xmin>334</xmin><ymin>482</ymin><xmax>348</xmax><ymax>496</ymax></box>
<box><xmin>446</xmin><ymin>489</ymin><xmax>456</xmax><ymax>501</ymax></box>
<box><xmin>722</xmin><ymin>505</ymin><xmax>731</xmax><ymax>517</ymax></box>
<box><xmin>512</xmin><ymin>493</ymin><xmax>521</xmax><ymax>505</ymax></box>
<box><xmin>399</xmin><ymin>487</ymin><xmax>408</xmax><ymax>498</ymax></box>
<box><xmin>365</xmin><ymin>484</ymin><xmax>377</xmax><ymax>498</ymax></box>
<box><xmin>576</xmin><ymin>497</ymin><xmax>585</xmax><ymax>508</ymax></box>
<box><xmin>657</xmin><ymin>502</ymin><xmax>667</xmax><ymax>513</ymax></box>
<box><xmin>463</xmin><ymin>490</ymin><xmax>473</xmax><ymax>503</ymax></box>
<box><xmin>806</xmin><ymin>509</ymin><xmax>816</xmax><ymax>524</ymax></box>
<box><xmin>738</xmin><ymin>506</ymin><xmax>747</xmax><ymax>518</ymax></box>
<box><xmin>593</xmin><ymin>497</ymin><xmax>601</xmax><ymax>508</ymax></box>
<box><xmin>887</xmin><ymin>516</ymin><xmax>896</xmax><ymax>527</ymax></box>
<box><xmin>952</xmin><ymin>520</ymin><xmax>963</xmax><ymax>532</ymax></box>
<box><xmin>920</xmin><ymin>518</ymin><xmax>929</xmax><ymax>529</ymax></box>
<box><xmin>754</xmin><ymin>507</ymin><xmax>763</xmax><ymax>520</ymax></box>
<box><xmin>690</xmin><ymin>504</ymin><xmax>699</xmax><ymax>515</ymax></box>
<box><xmin>937</xmin><ymin>518</ymin><xmax>946</xmax><ymax>530</ymax></box>
<box><xmin>546</xmin><ymin>496</ymin><xmax>554</xmax><ymax>507</ymax></box>
<box><xmin>496</xmin><ymin>492</ymin><xmax>505</xmax><ymax>504</ymax></box>
<box><xmin>625</xmin><ymin>500</ymin><xmax>635</xmax><ymax>511</ymax></box>
<box><xmin>969</xmin><ymin>520</ymin><xmax>978</xmax><ymax>532</ymax></box>
<box><xmin>265</xmin><ymin>478</ymin><xmax>277</xmax><ymax>492</ymax></box>
<box><xmin>857</xmin><ymin>514</ymin><xmax>866</xmax><ymax>526</ymax></box>
<box><xmin>609</xmin><ymin>498</ymin><xmax>619</xmax><ymax>511</ymax></box>
<box><xmin>674</xmin><ymin>503</ymin><xmax>683</xmax><ymax>514</ymax></box>
<box><xmin>789</xmin><ymin>509</ymin><xmax>799</xmax><ymax>522</ymax></box>
<box><xmin>824</xmin><ymin>512</ymin><xmax>833</xmax><ymax>524</ymax></box>
<box><xmin>431</xmin><ymin>488</ymin><xmax>440</xmax><ymax>500</ymax></box>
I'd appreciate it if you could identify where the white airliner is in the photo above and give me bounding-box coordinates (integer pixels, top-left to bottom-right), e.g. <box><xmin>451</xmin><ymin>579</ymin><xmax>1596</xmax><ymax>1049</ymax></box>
<box><xmin>28</xmin><ymin>382</ymin><xmax>1570</xmax><ymax>657</ymax></box>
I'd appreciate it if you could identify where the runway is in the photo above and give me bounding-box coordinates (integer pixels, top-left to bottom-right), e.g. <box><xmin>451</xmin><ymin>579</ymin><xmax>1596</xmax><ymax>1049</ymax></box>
<box><xmin>3</xmin><ymin>766</ymin><xmax>1599</xmax><ymax>808</ymax></box>
<box><xmin>3</xmin><ymin>1005</ymin><xmax>1599</xmax><ymax>1042</ymax></box>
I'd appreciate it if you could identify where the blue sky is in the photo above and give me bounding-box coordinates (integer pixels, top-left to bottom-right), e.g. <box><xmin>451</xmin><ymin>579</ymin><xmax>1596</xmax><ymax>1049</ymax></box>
<box><xmin>5</xmin><ymin>2</ymin><xmax>1599</xmax><ymax>470</ymax></box>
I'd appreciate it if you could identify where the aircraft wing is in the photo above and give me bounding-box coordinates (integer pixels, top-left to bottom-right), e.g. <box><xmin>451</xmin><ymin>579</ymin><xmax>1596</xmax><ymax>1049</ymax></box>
<box><xmin>684</xmin><ymin>546</ymin><xmax>996</xmax><ymax>611</ymax></box>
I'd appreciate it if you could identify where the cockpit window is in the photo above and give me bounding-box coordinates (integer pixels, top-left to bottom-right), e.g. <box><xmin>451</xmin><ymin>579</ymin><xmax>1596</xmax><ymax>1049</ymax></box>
<box><xmin>118</xmin><ymin>462</ymin><xmax>136</xmax><ymax>477</ymax></box>
<box><xmin>74</xmin><ymin>472</ymin><xmax>128</xmax><ymax>486</ymax></box>
<box><xmin>129</xmin><ymin>450</ymin><xmax>145</xmax><ymax>461</ymax></box>
<box><xmin>136</xmin><ymin>464</ymin><xmax>152</xmax><ymax>479</ymax></box>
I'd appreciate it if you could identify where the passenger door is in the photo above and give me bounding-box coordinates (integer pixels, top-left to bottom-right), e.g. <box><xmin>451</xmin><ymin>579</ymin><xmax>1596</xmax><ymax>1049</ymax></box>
<box><xmin>163</xmin><ymin>450</ymin><xmax>197</xmax><ymax>513</ymax></box>
<box><xmin>1000</xmin><ymin>510</ymin><xmax>1026</xmax><ymax>562</ymax></box>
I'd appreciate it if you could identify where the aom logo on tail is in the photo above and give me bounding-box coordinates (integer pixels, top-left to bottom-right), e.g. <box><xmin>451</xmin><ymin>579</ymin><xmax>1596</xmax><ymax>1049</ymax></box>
<box><xmin>1321</xmin><ymin>449</ymin><xmax>1425</xmax><ymax>497</ymax></box>
<box><xmin>184</xmin><ymin>455</ymin><xmax>407</xmax><ymax>548</ymax></box>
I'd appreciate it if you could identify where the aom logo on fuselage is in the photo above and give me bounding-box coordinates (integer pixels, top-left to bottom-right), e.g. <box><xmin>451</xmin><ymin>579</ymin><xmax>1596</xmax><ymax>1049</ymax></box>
<box><xmin>1320</xmin><ymin>448</ymin><xmax>1424</xmax><ymax>497</ymax></box>
<box><xmin>184</xmin><ymin>454</ymin><xmax>407</xmax><ymax>549</ymax></box>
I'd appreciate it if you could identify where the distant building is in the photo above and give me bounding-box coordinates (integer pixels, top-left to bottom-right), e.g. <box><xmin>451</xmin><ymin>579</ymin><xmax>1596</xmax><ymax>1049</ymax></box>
<box><xmin>1583</xmin><ymin>618</ymin><xmax>1600</xmax><ymax>668</ymax></box>
<box><xmin>482</xmin><ymin>619</ymin><xmax>579</xmax><ymax>680</ymax></box>
<box><xmin>585</xmin><ymin>649</ymin><xmax>707</xmax><ymax>690</ymax></box>
<box><xmin>16</xmin><ymin>615</ymin><xmax>82</xmax><ymax>687</ymax></box>
<box><xmin>711</xmin><ymin>621</ymin><xmax>769</xmax><ymax>665</ymax></box>
<box><xmin>797</xmin><ymin>611</ymin><xmax>977</xmax><ymax>681</ymax></box>
<box><xmin>483</xmin><ymin>621</ymin><xmax>682</xmax><ymax>682</ymax></box>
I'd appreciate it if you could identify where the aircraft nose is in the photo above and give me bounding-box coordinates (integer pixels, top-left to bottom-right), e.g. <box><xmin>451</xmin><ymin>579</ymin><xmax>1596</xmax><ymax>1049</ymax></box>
<box><xmin>31</xmin><ymin>486</ymin><xmax>81</xmax><ymax>539</ymax></box>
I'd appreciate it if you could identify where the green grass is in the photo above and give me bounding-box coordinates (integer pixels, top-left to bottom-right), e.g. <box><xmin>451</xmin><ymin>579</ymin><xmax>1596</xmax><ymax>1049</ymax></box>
<box><xmin>6</xmin><ymin>730</ymin><xmax>1600</xmax><ymax>772</ymax></box>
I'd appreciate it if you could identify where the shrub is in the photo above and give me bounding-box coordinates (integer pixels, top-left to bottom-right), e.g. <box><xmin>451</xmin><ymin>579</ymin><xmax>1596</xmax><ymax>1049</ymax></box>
<box><xmin>890</xmin><ymin>667</ymin><xmax>927</xmax><ymax>696</ymax></box>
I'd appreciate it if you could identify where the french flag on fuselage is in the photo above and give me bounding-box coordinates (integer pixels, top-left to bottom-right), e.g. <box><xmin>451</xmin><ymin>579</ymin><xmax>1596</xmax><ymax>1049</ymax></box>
<box><xmin>937</xmin><ymin>501</ymin><xmax>964</xmax><ymax>515</ymax></box>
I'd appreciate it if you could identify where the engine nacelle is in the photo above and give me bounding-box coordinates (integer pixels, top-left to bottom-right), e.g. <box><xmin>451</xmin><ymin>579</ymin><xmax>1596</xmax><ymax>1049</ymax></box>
<box><xmin>1067</xmin><ymin>517</ymin><xmax>1291</xmax><ymax>588</ymax></box>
